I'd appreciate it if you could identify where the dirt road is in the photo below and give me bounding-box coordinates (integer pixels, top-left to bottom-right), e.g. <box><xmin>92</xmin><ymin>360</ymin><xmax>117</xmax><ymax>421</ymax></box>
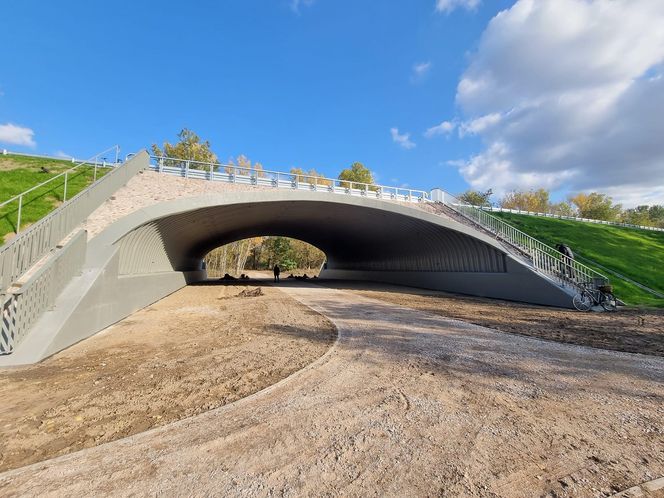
<box><xmin>1</xmin><ymin>283</ymin><xmax>662</xmax><ymax>497</ymax></box>
<box><xmin>324</xmin><ymin>280</ymin><xmax>664</xmax><ymax>357</ymax></box>
<box><xmin>0</xmin><ymin>283</ymin><xmax>335</xmax><ymax>472</ymax></box>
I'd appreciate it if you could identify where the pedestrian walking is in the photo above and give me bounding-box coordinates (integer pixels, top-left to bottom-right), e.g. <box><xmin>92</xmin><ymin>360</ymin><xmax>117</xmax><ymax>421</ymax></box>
<box><xmin>556</xmin><ymin>243</ymin><xmax>575</xmax><ymax>279</ymax></box>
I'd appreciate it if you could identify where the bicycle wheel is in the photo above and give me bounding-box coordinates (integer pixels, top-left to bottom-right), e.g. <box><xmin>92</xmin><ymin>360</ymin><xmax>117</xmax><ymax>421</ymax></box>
<box><xmin>573</xmin><ymin>292</ymin><xmax>592</xmax><ymax>311</ymax></box>
<box><xmin>601</xmin><ymin>293</ymin><xmax>617</xmax><ymax>311</ymax></box>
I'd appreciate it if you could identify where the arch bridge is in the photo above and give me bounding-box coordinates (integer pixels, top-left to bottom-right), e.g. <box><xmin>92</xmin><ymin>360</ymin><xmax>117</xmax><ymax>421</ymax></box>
<box><xmin>1</xmin><ymin>152</ymin><xmax>577</xmax><ymax>365</ymax></box>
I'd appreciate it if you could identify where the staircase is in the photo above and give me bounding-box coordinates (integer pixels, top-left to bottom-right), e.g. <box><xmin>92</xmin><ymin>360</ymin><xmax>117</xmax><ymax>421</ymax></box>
<box><xmin>432</xmin><ymin>190</ymin><xmax>610</xmax><ymax>297</ymax></box>
<box><xmin>1</xmin><ymin>151</ymin><xmax>149</xmax><ymax>355</ymax></box>
<box><xmin>434</xmin><ymin>203</ymin><xmax>534</xmax><ymax>264</ymax></box>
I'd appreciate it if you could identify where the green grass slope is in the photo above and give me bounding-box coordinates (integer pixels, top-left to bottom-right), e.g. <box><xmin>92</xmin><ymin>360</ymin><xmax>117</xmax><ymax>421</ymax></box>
<box><xmin>494</xmin><ymin>212</ymin><xmax>664</xmax><ymax>308</ymax></box>
<box><xmin>0</xmin><ymin>154</ymin><xmax>109</xmax><ymax>242</ymax></box>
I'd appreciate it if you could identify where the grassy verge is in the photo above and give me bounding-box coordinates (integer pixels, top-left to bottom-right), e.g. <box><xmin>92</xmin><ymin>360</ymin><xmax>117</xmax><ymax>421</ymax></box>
<box><xmin>0</xmin><ymin>154</ymin><xmax>109</xmax><ymax>241</ymax></box>
<box><xmin>493</xmin><ymin>212</ymin><xmax>664</xmax><ymax>307</ymax></box>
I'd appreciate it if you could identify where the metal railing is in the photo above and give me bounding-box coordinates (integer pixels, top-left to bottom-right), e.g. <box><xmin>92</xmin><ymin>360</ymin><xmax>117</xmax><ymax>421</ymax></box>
<box><xmin>1</xmin><ymin>148</ymin><xmax>120</xmax><ymax>165</ymax></box>
<box><xmin>149</xmin><ymin>156</ymin><xmax>430</xmax><ymax>203</ymax></box>
<box><xmin>1</xmin><ymin>230</ymin><xmax>87</xmax><ymax>354</ymax></box>
<box><xmin>0</xmin><ymin>150</ymin><xmax>146</xmax><ymax>294</ymax></box>
<box><xmin>0</xmin><ymin>146</ymin><xmax>121</xmax><ymax>234</ymax></box>
<box><xmin>479</xmin><ymin>206</ymin><xmax>664</xmax><ymax>233</ymax></box>
<box><xmin>438</xmin><ymin>190</ymin><xmax>609</xmax><ymax>292</ymax></box>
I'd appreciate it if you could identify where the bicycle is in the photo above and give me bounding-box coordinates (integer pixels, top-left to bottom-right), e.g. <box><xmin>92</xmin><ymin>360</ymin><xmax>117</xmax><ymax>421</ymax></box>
<box><xmin>572</xmin><ymin>282</ymin><xmax>617</xmax><ymax>311</ymax></box>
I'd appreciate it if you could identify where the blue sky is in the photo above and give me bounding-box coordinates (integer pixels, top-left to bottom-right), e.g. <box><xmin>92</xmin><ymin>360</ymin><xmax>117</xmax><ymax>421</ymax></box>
<box><xmin>2</xmin><ymin>0</ymin><xmax>663</xmax><ymax>205</ymax></box>
<box><xmin>0</xmin><ymin>0</ymin><xmax>511</xmax><ymax>192</ymax></box>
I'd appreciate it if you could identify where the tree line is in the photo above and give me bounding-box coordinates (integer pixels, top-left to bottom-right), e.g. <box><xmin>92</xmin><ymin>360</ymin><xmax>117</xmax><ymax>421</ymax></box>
<box><xmin>153</xmin><ymin>129</ymin><xmax>376</xmax><ymax>273</ymax></box>
<box><xmin>458</xmin><ymin>188</ymin><xmax>664</xmax><ymax>228</ymax></box>
<box><xmin>152</xmin><ymin>129</ymin><xmax>375</xmax><ymax>186</ymax></box>
<box><xmin>205</xmin><ymin>237</ymin><xmax>325</xmax><ymax>277</ymax></box>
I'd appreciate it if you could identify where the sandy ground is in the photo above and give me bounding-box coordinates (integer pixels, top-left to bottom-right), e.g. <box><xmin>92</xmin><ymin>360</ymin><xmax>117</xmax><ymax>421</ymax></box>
<box><xmin>320</xmin><ymin>281</ymin><xmax>664</xmax><ymax>358</ymax></box>
<box><xmin>0</xmin><ymin>283</ymin><xmax>336</xmax><ymax>473</ymax></box>
<box><xmin>0</xmin><ymin>282</ymin><xmax>662</xmax><ymax>497</ymax></box>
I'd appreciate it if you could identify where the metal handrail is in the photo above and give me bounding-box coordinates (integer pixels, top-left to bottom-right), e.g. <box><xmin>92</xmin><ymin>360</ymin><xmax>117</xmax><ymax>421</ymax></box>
<box><xmin>1</xmin><ymin>145</ymin><xmax>121</xmax><ymax>234</ymax></box>
<box><xmin>439</xmin><ymin>190</ymin><xmax>609</xmax><ymax>292</ymax></box>
<box><xmin>0</xmin><ymin>150</ymin><xmax>147</xmax><ymax>294</ymax></box>
<box><xmin>0</xmin><ymin>149</ymin><xmax>117</xmax><ymax>164</ymax></box>
<box><xmin>148</xmin><ymin>155</ymin><xmax>431</xmax><ymax>202</ymax></box>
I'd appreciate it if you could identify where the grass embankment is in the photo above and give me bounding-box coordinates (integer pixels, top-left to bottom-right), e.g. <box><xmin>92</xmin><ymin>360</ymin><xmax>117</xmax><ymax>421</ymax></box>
<box><xmin>0</xmin><ymin>154</ymin><xmax>109</xmax><ymax>242</ymax></box>
<box><xmin>494</xmin><ymin>212</ymin><xmax>664</xmax><ymax>308</ymax></box>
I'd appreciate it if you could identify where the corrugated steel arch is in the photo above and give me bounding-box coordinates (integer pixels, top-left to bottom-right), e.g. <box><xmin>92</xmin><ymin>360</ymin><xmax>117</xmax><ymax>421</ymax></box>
<box><xmin>114</xmin><ymin>197</ymin><xmax>507</xmax><ymax>276</ymax></box>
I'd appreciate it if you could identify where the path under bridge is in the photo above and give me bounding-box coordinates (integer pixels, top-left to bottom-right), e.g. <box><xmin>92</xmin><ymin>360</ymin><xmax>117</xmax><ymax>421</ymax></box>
<box><xmin>1</xmin><ymin>151</ymin><xmax>587</xmax><ymax>365</ymax></box>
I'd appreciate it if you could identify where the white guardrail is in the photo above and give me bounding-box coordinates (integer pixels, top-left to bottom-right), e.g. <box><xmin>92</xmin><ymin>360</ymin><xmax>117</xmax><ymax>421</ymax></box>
<box><xmin>436</xmin><ymin>190</ymin><xmax>609</xmax><ymax>292</ymax></box>
<box><xmin>480</xmin><ymin>206</ymin><xmax>664</xmax><ymax>233</ymax></box>
<box><xmin>149</xmin><ymin>156</ymin><xmax>430</xmax><ymax>203</ymax></box>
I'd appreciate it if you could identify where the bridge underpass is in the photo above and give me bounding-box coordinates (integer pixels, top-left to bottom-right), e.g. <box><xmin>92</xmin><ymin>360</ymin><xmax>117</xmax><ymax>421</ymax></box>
<box><xmin>2</xmin><ymin>189</ymin><xmax>574</xmax><ymax>366</ymax></box>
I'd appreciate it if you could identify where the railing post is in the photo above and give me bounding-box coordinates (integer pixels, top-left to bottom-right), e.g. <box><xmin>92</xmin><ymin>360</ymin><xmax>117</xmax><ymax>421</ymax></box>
<box><xmin>93</xmin><ymin>161</ymin><xmax>98</xmax><ymax>182</ymax></box>
<box><xmin>16</xmin><ymin>195</ymin><xmax>23</xmax><ymax>234</ymax></box>
<box><xmin>63</xmin><ymin>172</ymin><xmax>68</xmax><ymax>201</ymax></box>
<box><xmin>209</xmin><ymin>163</ymin><xmax>213</xmax><ymax>180</ymax></box>
<box><xmin>185</xmin><ymin>160</ymin><xmax>190</xmax><ymax>179</ymax></box>
<box><xmin>159</xmin><ymin>157</ymin><xmax>164</xmax><ymax>173</ymax></box>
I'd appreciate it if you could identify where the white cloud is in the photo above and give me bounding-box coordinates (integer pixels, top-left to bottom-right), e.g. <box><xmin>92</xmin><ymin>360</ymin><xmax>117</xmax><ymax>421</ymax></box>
<box><xmin>601</xmin><ymin>185</ymin><xmax>664</xmax><ymax>209</ymax></box>
<box><xmin>458</xmin><ymin>113</ymin><xmax>501</xmax><ymax>137</ymax></box>
<box><xmin>390</xmin><ymin>128</ymin><xmax>416</xmax><ymax>150</ymax></box>
<box><xmin>290</xmin><ymin>0</ymin><xmax>314</xmax><ymax>14</ymax></box>
<box><xmin>54</xmin><ymin>150</ymin><xmax>72</xmax><ymax>159</ymax></box>
<box><xmin>425</xmin><ymin>120</ymin><xmax>456</xmax><ymax>138</ymax></box>
<box><xmin>0</xmin><ymin>123</ymin><xmax>36</xmax><ymax>147</ymax></box>
<box><xmin>411</xmin><ymin>62</ymin><xmax>432</xmax><ymax>82</ymax></box>
<box><xmin>436</xmin><ymin>0</ymin><xmax>481</xmax><ymax>14</ymax></box>
<box><xmin>450</xmin><ymin>0</ymin><xmax>664</xmax><ymax>206</ymax></box>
